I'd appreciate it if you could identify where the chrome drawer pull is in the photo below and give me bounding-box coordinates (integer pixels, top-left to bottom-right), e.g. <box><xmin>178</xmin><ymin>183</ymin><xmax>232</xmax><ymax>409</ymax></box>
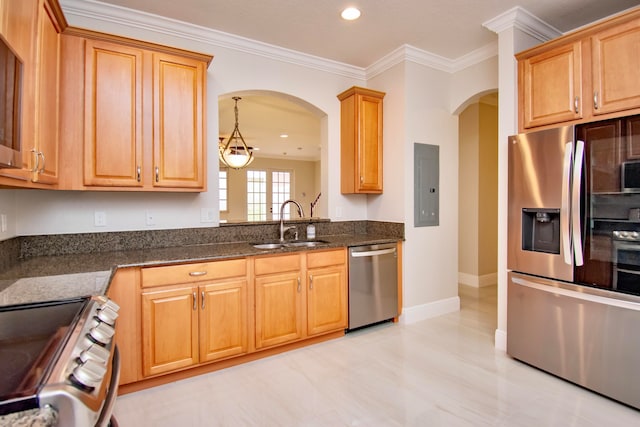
<box><xmin>189</xmin><ymin>271</ymin><xmax>207</xmax><ymax>277</ymax></box>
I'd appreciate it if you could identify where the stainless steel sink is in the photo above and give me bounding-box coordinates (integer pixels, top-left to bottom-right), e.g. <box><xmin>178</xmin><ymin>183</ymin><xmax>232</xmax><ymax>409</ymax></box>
<box><xmin>252</xmin><ymin>242</ymin><xmax>284</xmax><ymax>250</ymax></box>
<box><xmin>283</xmin><ymin>240</ymin><xmax>328</xmax><ymax>247</ymax></box>
<box><xmin>252</xmin><ymin>240</ymin><xmax>329</xmax><ymax>250</ymax></box>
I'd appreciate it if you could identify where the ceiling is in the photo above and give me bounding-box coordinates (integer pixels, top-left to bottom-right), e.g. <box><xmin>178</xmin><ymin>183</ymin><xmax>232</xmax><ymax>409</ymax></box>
<box><xmin>91</xmin><ymin>0</ymin><xmax>639</xmax><ymax>162</ymax></box>
<box><xmin>91</xmin><ymin>0</ymin><xmax>637</xmax><ymax>67</ymax></box>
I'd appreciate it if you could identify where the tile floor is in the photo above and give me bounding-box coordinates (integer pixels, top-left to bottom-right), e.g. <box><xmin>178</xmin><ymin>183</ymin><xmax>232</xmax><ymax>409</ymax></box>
<box><xmin>113</xmin><ymin>286</ymin><xmax>640</xmax><ymax>426</ymax></box>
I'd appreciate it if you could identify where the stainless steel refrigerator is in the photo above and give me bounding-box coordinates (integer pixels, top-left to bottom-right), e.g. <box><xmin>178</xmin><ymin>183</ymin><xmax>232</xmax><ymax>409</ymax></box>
<box><xmin>507</xmin><ymin>116</ymin><xmax>640</xmax><ymax>409</ymax></box>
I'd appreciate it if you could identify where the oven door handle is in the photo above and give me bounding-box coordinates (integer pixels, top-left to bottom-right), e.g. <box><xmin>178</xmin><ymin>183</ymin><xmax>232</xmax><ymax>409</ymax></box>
<box><xmin>95</xmin><ymin>346</ymin><xmax>120</xmax><ymax>427</ymax></box>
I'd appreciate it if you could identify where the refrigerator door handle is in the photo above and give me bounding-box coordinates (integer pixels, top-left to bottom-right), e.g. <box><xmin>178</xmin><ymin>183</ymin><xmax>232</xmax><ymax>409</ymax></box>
<box><xmin>572</xmin><ymin>140</ymin><xmax>585</xmax><ymax>266</ymax></box>
<box><xmin>561</xmin><ymin>142</ymin><xmax>573</xmax><ymax>265</ymax></box>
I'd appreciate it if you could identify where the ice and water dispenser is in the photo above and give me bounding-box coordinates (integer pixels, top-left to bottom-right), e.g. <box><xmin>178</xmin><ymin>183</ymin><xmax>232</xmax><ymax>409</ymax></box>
<box><xmin>521</xmin><ymin>208</ymin><xmax>561</xmax><ymax>254</ymax></box>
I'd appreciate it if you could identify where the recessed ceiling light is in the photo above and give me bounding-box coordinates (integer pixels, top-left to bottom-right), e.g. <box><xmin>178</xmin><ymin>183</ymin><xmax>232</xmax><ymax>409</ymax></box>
<box><xmin>280</xmin><ymin>133</ymin><xmax>289</xmax><ymax>138</ymax></box>
<box><xmin>341</xmin><ymin>7</ymin><xmax>361</xmax><ymax>21</ymax></box>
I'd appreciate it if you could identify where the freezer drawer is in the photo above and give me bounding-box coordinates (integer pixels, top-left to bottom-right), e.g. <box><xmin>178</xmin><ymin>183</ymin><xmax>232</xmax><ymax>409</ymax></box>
<box><xmin>508</xmin><ymin>272</ymin><xmax>640</xmax><ymax>409</ymax></box>
<box><xmin>348</xmin><ymin>243</ymin><xmax>398</xmax><ymax>330</ymax></box>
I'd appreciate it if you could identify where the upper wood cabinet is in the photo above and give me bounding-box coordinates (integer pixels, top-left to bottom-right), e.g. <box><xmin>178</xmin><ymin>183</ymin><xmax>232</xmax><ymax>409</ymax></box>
<box><xmin>0</xmin><ymin>0</ymin><xmax>64</xmax><ymax>187</ymax></box>
<box><xmin>591</xmin><ymin>18</ymin><xmax>640</xmax><ymax>116</ymax></box>
<box><xmin>83</xmin><ymin>39</ymin><xmax>143</xmax><ymax>187</ymax></box>
<box><xmin>338</xmin><ymin>86</ymin><xmax>385</xmax><ymax>194</ymax></box>
<box><xmin>518</xmin><ymin>8</ymin><xmax>640</xmax><ymax>131</ymax></box>
<box><xmin>520</xmin><ymin>41</ymin><xmax>583</xmax><ymax>129</ymax></box>
<box><xmin>59</xmin><ymin>28</ymin><xmax>212</xmax><ymax>191</ymax></box>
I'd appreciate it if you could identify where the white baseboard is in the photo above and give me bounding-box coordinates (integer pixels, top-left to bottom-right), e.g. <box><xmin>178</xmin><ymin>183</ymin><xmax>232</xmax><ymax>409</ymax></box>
<box><xmin>400</xmin><ymin>296</ymin><xmax>460</xmax><ymax>324</ymax></box>
<box><xmin>458</xmin><ymin>272</ymin><xmax>497</xmax><ymax>288</ymax></box>
<box><xmin>494</xmin><ymin>328</ymin><xmax>507</xmax><ymax>351</ymax></box>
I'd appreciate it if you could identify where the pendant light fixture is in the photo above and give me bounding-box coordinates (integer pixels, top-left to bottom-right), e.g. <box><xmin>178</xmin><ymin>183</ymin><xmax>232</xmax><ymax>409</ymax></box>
<box><xmin>219</xmin><ymin>96</ymin><xmax>254</xmax><ymax>169</ymax></box>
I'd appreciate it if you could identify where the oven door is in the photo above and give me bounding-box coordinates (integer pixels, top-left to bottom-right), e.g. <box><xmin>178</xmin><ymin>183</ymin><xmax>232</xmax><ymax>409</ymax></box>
<box><xmin>95</xmin><ymin>346</ymin><xmax>120</xmax><ymax>427</ymax></box>
<box><xmin>613</xmin><ymin>241</ymin><xmax>640</xmax><ymax>294</ymax></box>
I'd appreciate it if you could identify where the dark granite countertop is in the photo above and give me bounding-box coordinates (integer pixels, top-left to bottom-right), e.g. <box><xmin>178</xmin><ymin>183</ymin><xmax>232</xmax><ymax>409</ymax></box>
<box><xmin>0</xmin><ymin>233</ymin><xmax>400</xmax><ymax>307</ymax></box>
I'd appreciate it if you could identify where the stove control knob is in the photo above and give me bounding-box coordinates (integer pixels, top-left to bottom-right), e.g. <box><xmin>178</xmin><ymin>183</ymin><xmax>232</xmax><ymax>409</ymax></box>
<box><xmin>631</xmin><ymin>231</ymin><xmax>639</xmax><ymax>240</ymax></box>
<box><xmin>88</xmin><ymin>322</ymin><xmax>115</xmax><ymax>345</ymax></box>
<box><xmin>79</xmin><ymin>344</ymin><xmax>111</xmax><ymax>365</ymax></box>
<box><xmin>97</xmin><ymin>306</ymin><xmax>119</xmax><ymax>326</ymax></box>
<box><xmin>96</xmin><ymin>296</ymin><xmax>120</xmax><ymax>313</ymax></box>
<box><xmin>72</xmin><ymin>359</ymin><xmax>107</xmax><ymax>389</ymax></box>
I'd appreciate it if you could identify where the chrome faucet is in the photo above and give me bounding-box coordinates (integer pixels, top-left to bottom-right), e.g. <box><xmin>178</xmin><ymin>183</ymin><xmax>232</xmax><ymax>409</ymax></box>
<box><xmin>279</xmin><ymin>199</ymin><xmax>305</xmax><ymax>242</ymax></box>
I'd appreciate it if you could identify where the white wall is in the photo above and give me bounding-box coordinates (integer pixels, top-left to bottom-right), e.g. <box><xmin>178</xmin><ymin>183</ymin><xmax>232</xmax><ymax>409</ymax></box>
<box><xmin>0</xmin><ymin>190</ymin><xmax>17</xmax><ymax>240</ymax></box>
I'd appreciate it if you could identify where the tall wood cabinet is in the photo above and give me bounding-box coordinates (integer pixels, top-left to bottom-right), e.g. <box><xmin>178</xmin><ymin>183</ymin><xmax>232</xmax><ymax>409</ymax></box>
<box><xmin>59</xmin><ymin>28</ymin><xmax>211</xmax><ymax>191</ymax></box>
<box><xmin>338</xmin><ymin>86</ymin><xmax>385</xmax><ymax>194</ymax></box>
<box><xmin>518</xmin><ymin>9</ymin><xmax>640</xmax><ymax>131</ymax></box>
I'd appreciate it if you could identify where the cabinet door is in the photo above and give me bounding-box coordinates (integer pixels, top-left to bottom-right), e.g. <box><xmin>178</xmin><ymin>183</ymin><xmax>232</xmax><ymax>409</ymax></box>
<box><xmin>142</xmin><ymin>285</ymin><xmax>198</xmax><ymax>377</ymax></box>
<box><xmin>255</xmin><ymin>271</ymin><xmax>303</xmax><ymax>349</ymax></box>
<box><xmin>31</xmin><ymin>0</ymin><xmax>60</xmax><ymax>184</ymax></box>
<box><xmin>520</xmin><ymin>41</ymin><xmax>583</xmax><ymax>129</ymax></box>
<box><xmin>307</xmin><ymin>264</ymin><xmax>347</xmax><ymax>336</ymax></box>
<box><xmin>357</xmin><ymin>94</ymin><xmax>383</xmax><ymax>192</ymax></box>
<box><xmin>84</xmin><ymin>39</ymin><xmax>143</xmax><ymax>187</ymax></box>
<box><xmin>592</xmin><ymin>18</ymin><xmax>640</xmax><ymax>115</ymax></box>
<box><xmin>199</xmin><ymin>279</ymin><xmax>248</xmax><ymax>363</ymax></box>
<box><xmin>152</xmin><ymin>52</ymin><xmax>205</xmax><ymax>189</ymax></box>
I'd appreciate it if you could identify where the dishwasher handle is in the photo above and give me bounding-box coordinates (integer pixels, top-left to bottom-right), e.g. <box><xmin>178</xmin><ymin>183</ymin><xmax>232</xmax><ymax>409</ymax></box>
<box><xmin>350</xmin><ymin>248</ymin><xmax>396</xmax><ymax>258</ymax></box>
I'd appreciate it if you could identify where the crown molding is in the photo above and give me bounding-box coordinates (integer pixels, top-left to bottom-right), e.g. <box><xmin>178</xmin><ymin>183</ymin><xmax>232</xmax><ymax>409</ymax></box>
<box><xmin>59</xmin><ymin>0</ymin><xmax>367</xmax><ymax>80</ymax></box>
<box><xmin>482</xmin><ymin>6</ymin><xmax>562</xmax><ymax>42</ymax></box>
<box><xmin>61</xmin><ymin>0</ymin><xmax>498</xmax><ymax>82</ymax></box>
<box><xmin>366</xmin><ymin>41</ymin><xmax>497</xmax><ymax>78</ymax></box>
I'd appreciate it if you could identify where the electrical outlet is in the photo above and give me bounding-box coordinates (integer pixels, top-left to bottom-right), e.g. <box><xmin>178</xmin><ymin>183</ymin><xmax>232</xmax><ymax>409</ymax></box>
<box><xmin>0</xmin><ymin>214</ymin><xmax>7</xmax><ymax>232</ymax></box>
<box><xmin>335</xmin><ymin>206</ymin><xmax>343</xmax><ymax>218</ymax></box>
<box><xmin>94</xmin><ymin>211</ymin><xmax>107</xmax><ymax>227</ymax></box>
<box><xmin>146</xmin><ymin>210</ymin><xmax>155</xmax><ymax>226</ymax></box>
<box><xmin>200</xmin><ymin>208</ymin><xmax>215</xmax><ymax>223</ymax></box>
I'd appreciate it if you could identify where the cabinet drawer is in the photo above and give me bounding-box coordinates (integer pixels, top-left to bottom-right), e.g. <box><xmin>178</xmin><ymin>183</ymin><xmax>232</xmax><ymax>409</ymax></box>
<box><xmin>254</xmin><ymin>253</ymin><xmax>301</xmax><ymax>276</ymax></box>
<box><xmin>141</xmin><ymin>258</ymin><xmax>247</xmax><ymax>288</ymax></box>
<box><xmin>307</xmin><ymin>249</ymin><xmax>346</xmax><ymax>269</ymax></box>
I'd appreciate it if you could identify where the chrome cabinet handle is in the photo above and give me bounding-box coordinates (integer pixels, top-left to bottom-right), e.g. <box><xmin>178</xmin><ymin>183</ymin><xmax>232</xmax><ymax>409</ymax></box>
<box><xmin>201</xmin><ymin>291</ymin><xmax>205</xmax><ymax>310</ymax></box>
<box><xmin>193</xmin><ymin>292</ymin><xmax>197</xmax><ymax>311</ymax></box>
<box><xmin>30</xmin><ymin>149</ymin><xmax>39</xmax><ymax>172</ymax></box>
<box><xmin>189</xmin><ymin>271</ymin><xmax>207</xmax><ymax>277</ymax></box>
<box><xmin>360</xmin><ymin>176</ymin><xmax>364</xmax><ymax>184</ymax></box>
<box><xmin>594</xmin><ymin>91</ymin><xmax>599</xmax><ymax>110</ymax></box>
<box><xmin>574</xmin><ymin>96</ymin><xmax>579</xmax><ymax>114</ymax></box>
<box><xmin>155</xmin><ymin>166</ymin><xmax>159</xmax><ymax>182</ymax></box>
<box><xmin>136</xmin><ymin>166</ymin><xmax>141</xmax><ymax>182</ymax></box>
<box><xmin>297</xmin><ymin>277</ymin><xmax>301</xmax><ymax>293</ymax></box>
<box><xmin>309</xmin><ymin>274</ymin><xmax>313</xmax><ymax>290</ymax></box>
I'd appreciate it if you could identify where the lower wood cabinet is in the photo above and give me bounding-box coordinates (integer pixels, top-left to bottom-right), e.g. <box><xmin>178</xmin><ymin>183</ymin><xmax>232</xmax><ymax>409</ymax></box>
<box><xmin>140</xmin><ymin>258</ymin><xmax>249</xmax><ymax>377</ymax></box>
<box><xmin>254</xmin><ymin>249</ymin><xmax>347</xmax><ymax>350</ymax></box>
<box><xmin>116</xmin><ymin>248</ymin><xmax>349</xmax><ymax>388</ymax></box>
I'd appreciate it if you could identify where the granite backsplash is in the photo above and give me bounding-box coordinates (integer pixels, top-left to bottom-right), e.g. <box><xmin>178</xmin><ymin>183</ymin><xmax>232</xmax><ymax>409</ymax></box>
<box><xmin>0</xmin><ymin>221</ymin><xmax>404</xmax><ymax>267</ymax></box>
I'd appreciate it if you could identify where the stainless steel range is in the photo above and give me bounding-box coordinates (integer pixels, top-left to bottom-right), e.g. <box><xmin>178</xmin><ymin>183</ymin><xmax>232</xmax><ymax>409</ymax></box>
<box><xmin>0</xmin><ymin>296</ymin><xmax>120</xmax><ymax>426</ymax></box>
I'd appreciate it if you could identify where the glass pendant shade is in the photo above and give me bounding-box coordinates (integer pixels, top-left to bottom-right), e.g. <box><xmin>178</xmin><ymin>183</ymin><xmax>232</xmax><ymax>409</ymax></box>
<box><xmin>219</xmin><ymin>97</ymin><xmax>254</xmax><ymax>169</ymax></box>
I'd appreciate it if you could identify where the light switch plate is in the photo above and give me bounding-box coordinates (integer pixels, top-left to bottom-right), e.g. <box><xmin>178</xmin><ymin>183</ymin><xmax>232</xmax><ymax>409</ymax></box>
<box><xmin>94</xmin><ymin>211</ymin><xmax>107</xmax><ymax>227</ymax></box>
<box><xmin>200</xmin><ymin>208</ymin><xmax>215</xmax><ymax>223</ymax></box>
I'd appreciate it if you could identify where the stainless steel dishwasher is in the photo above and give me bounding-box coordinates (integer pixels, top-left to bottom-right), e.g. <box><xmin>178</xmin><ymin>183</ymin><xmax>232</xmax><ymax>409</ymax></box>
<box><xmin>348</xmin><ymin>243</ymin><xmax>399</xmax><ymax>330</ymax></box>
